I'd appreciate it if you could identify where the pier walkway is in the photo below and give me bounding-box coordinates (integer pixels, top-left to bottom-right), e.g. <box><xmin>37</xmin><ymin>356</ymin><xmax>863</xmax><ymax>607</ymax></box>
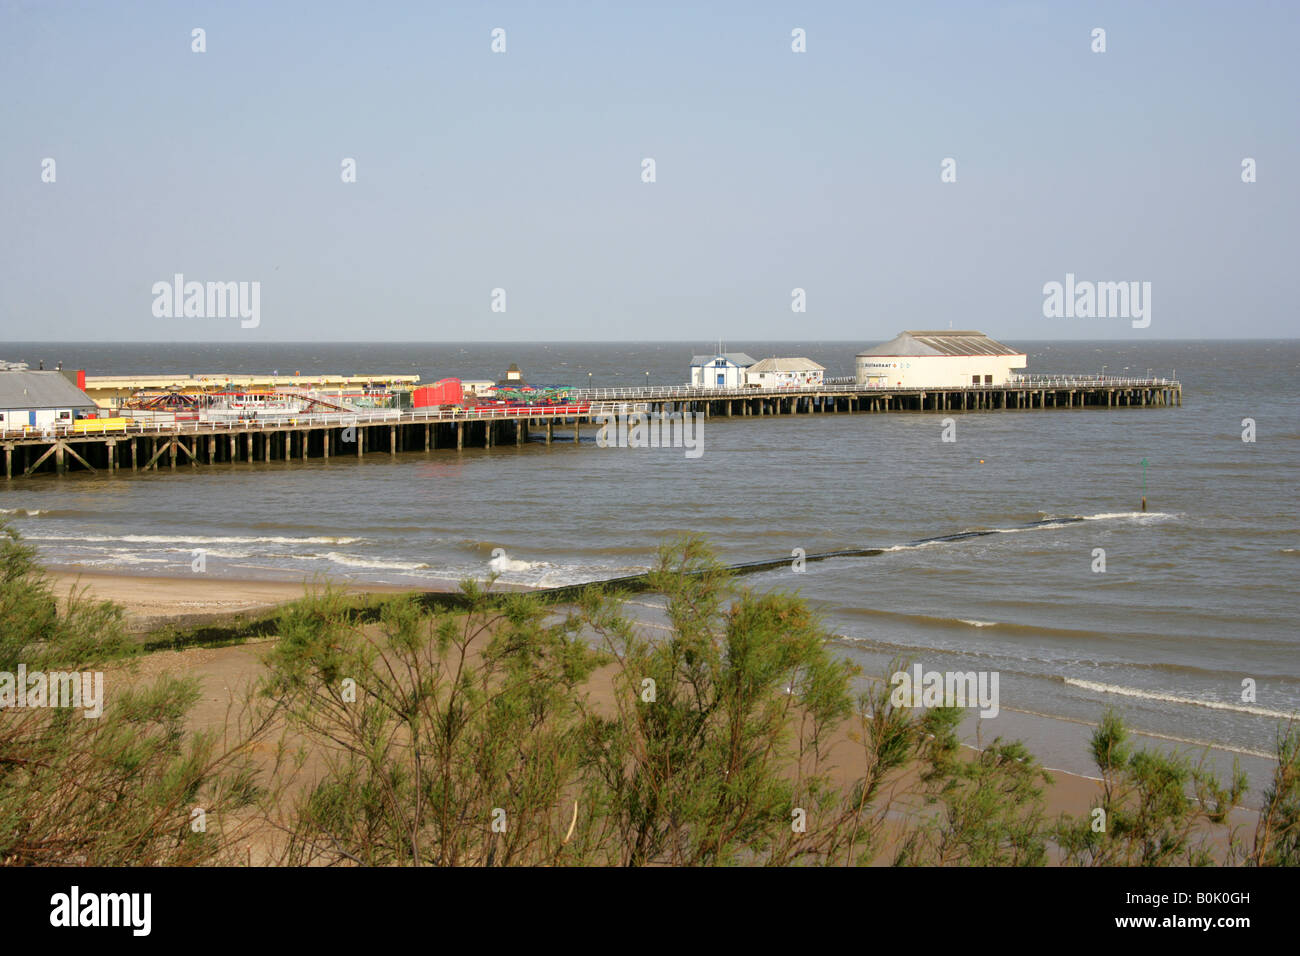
<box><xmin>1</xmin><ymin>376</ymin><xmax>1180</xmax><ymax>479</ymax></box>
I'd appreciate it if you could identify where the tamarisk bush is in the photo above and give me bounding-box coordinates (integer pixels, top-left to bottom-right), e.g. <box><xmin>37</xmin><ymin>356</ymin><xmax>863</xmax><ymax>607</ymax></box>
<box><xmin>0</xmin><ymin>523</ymin><xmax>264</xmax><ymax>865</ymax></box>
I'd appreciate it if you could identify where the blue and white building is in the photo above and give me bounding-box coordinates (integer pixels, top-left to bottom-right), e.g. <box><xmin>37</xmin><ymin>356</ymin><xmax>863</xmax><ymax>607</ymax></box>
<box><xmin>688</xmin><ymin>352</ymin><xmax>755</xmax><ymax>388</ymax></box>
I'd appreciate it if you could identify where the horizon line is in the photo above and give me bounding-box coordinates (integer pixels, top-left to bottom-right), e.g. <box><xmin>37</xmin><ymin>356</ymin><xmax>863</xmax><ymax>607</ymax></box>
<box><xmin>6</xmin><ymin>337</ymin><xmax>1298</xmax><ymax>346</ymax></box>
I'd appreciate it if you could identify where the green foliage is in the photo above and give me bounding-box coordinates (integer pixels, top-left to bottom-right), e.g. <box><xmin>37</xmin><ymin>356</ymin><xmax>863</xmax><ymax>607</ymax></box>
<box><xmin>574</xmin><ymin>537</ymin><xmax>863</xmax><ymax>865</ymax></box>
<box><xmin>895</xmin><ymin>705</ymin><xmax>1052</xmax><ymax>866</ymax></box>
<box><xmin>1055</xmin><ymin>709</ymin><xmax>1252</xmax><ymax>866</ymax></box>
<box><xmin>1251</xmin><ymin>722</ymin><xmax>1300</xmax><ymax>866</ymax></box>
<box><xmin>0</xmin><ymin>522</ymin><xmax>264</xmax><ymax>865</ymax></box>
<box><xmin>262</xmin><ymin>583</ymin><xmax>599</xmax><ymax>865</ymax></box>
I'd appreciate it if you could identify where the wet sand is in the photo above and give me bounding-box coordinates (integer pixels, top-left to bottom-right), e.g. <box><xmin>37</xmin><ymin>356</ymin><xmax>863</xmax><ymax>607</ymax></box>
<box><xmin>44</xmin><ymin>567</ymin><xmax>443</xmax><ymax>635</ymax></box>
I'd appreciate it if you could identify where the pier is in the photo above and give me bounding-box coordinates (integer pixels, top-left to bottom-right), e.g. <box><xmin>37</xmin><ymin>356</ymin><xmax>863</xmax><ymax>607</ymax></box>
<box><xmin>1</xmin><ymin>376</ymin><xmax>1180</xmax><ymax>480</ymax></box>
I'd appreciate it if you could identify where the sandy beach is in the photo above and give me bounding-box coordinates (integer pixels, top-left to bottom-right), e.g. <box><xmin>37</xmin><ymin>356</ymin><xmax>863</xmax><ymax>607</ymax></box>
<box><xmin>115</xmin><ymin>634</ymin><xmax>1116</xmax><ymax>863</ymax></box>
<box><xmin>44</xmin><ymin>567</ymin><xmax>434</xmax><ymax>633</ymax></box>
<box><xmin>51</xmin><ymin>563</ymin><xmax>1263</xmax><ymax>854</ymax></box>
<box><xmin>116</xmin><ymin>626</ymin><xmax>1260</xmax><ymax>866</ymax></box>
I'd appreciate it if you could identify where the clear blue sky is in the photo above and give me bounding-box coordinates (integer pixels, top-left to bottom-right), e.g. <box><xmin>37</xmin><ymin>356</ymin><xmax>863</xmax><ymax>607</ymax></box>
<box><xmin>1</xmin><ymin>0</ymin><xmax>1296</xmax><ymax>342</ymax></box>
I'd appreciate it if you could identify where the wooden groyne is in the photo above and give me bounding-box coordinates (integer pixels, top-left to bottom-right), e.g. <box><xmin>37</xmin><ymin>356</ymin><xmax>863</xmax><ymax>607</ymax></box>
<box><xmin>2</xmin><ymin>376</ymin><xmax>1180</xmax><ymax>480</ymax></box>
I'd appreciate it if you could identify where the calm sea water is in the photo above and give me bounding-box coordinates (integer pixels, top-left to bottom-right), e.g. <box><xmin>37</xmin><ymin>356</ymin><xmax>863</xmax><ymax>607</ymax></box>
<box><xmin>3</xmin><ymin>340</ymin><xmax>1298</xmax><ymax>773</ymax></box>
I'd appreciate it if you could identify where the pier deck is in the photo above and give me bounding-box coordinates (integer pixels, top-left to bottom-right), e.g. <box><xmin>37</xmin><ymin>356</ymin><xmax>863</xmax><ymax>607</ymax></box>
<box><xmin>1</xmin><ymin>376</ymin><xmax>1180</xmax><ymax>480</ymax></box>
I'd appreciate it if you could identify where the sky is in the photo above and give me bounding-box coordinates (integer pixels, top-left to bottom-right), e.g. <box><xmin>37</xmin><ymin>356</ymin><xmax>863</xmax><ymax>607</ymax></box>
<box><xmin>1</xmin><ymin>0</ymin><xmax>1296</xmax><ymax>343</ymax></box>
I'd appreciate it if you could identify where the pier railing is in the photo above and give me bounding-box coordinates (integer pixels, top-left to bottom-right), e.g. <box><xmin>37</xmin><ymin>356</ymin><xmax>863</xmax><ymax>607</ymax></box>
<box><xmin>1009</xmin><ymin>375</ymin><xmax>1175</xmax><ymax>387</ymax></box>
<box><xmin>0</xmin><ymin>401</ymin><xmax>655</xmax><ymax>441</ymax></box>
<box><xmin>569</xmin><ymin>376</ymin><xmax>1177</xmax><ymax>401</ymax></box>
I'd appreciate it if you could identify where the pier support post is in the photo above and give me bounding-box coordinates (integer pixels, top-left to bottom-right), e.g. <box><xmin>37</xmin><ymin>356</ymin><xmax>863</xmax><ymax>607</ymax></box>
<box><xmin>4</xmin><ymin>444</ymin><xmax>11</xmax><ymax>480</ymax></box>
<box><xmin>573</xmin><ymin>421</ymin><xmax>580</xmax><ymax>443</ymax></box>
<box><xmin>457</xmin><ymin>421</ymin><xmax>464</xmax><ymax>450</ymax></box>
<box><xmin>425</xmin><ymin>424</ymin><xmax>431</xmax><ymax>451</ymax></box>
<box><xmin>358</xmin><ymin>428</ymin><xmax>364</xmax><ymax>458</ymax></box>
<box><xmin>546</xmin><ymin>420</ymin><xmax>553</xmax><ymax>444</ymax></box>
<box><xmin>390</xmin><ymin>425</ymin><xmax>397</xmax><ymax>455</ymax></box>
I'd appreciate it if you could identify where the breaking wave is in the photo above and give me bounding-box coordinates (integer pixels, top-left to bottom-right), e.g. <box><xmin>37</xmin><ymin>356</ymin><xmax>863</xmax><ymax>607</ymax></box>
<box><xmin>27</xmin><ymin>533</ymin><xmax>367</xmax><ymax>546</ymax></box>
<box><xmin>489</xmin><ymin>552</ymin><xmax>541</xmax><ymax>573</ymax></box>
<box><xmin>1063</xmin><ymin>678</ymin><xmax>1296</xmax><ymax>719</ymax></box>
<box><xmin>317</xmin><ymin>552</ymin><xmax>432</xmax><ymax>572</ymax></box>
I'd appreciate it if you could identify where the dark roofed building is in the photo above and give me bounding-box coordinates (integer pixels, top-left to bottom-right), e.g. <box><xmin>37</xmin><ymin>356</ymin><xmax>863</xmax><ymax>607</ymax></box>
<box><xmin>0</xmin><ymin>369</ymin><xmax>99</xmax><ymax>431</ymax></box>
<box><xmin>496</xmin><ymin>363</ymin><xmax>527</xmax><ymax>388</ymax></box>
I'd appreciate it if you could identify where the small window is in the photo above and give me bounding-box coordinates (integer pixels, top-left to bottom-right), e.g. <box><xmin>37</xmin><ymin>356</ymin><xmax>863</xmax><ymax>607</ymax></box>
<box><xmin>984</xmin><ymin>375</ymin><xmax>993</xmax><ymax>385</ymax></box>
<box><xmin>972</xmin><ymin>375</ymin><xmax>980</xmax><ymax>385</ymax></box>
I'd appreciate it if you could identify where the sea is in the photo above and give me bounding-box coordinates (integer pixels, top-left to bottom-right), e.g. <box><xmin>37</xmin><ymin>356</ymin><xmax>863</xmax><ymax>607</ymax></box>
<box><xmin>2</xmin><ymin>340</ymin><xmax>1297</xmax><ymax>790</ymax></box>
